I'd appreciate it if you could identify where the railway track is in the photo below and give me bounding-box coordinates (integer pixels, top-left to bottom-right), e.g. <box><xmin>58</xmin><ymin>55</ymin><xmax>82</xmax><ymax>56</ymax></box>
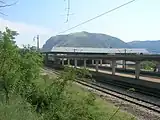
<box><xmin>43</xmin><ymin>67</ymin><xmax>160</xmax><ymax>114</ymax></box>
<box><xmin>96</xmin><ymin>79</ymin><xmax>160</xmax><ymax>99</ymax></box>
<box><xmin>78</xmin><ymin>66</ymin><xmax>160</xmax><ymax>98</ymax></box>
<box><xmin>76</xmin><ymin>80</ymin><xmax>160</xmax><ymax>113</ymax></box>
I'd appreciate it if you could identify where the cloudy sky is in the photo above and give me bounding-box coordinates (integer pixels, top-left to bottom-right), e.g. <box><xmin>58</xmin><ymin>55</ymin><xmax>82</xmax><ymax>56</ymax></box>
<box><xmin>0</xmin><ymin>0</ymin><xmax>160</xmax><ymax>47</ymax></box>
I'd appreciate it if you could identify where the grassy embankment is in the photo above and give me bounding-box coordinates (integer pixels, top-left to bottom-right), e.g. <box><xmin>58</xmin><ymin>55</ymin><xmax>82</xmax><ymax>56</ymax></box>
<box><xmin>0</xmin><ymin>67</ymin><xmax>136</xmax><ymax>120</ymax></box>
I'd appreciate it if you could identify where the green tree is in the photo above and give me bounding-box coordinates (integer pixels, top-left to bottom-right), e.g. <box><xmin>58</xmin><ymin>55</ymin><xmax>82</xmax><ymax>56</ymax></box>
<box><xmin>141</xmin><ymin>61</ymin><xmax>158</xmax><ymax>71</ymax></box>
<box><xmin>0</xmin><ymin>27</ymin><xmax>20</xmax><ymax>103</ymax></box>
<box><xmin>17</xmin><ymin>45</ymin><xmax>43</xmax><ymax>97</ymax></box>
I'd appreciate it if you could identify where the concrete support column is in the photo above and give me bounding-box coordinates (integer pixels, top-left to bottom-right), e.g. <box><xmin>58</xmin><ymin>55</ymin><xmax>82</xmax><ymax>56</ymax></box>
<box><xmin>122</xmin><ymin>60</ymin><xmax>126</xmax><ymax>69</ymax></box>
<box><xmin>92</xmin><ymin>60</ymin><xmax>94</xmax><ymax>65</ymax></box>
<box><xmin>100</xmin><ymin>59</ymin><xmax>102</xmax><ymax>66</ymax></box>
<box><xmin>135</xmin><ymin>61</ymin><xmax>141</xmax><ymax>79</ymax></box>
<box><xmin>109</xmin><ymin>61</ymin><xmax>112</xmax><ymax>67</ymax></box>
<box><xmin>105</xmin><ymin>60</ymin><xmax>108</xmax><ymax>66</ymax></box>
<box><xmin>106</xmin><ymin>60</ymin><xmax>110</xmax><ymax>67</ymax></box>
<box><xmin>74</xmin><ymin>59</ymin><xmax>77</xmax><ymax>68</ymax></box>
<box><xmin>95</xmin><ymin>60</ymin><xmax>99</xmax><ymax>72</ymax></box>
<box><xmin>157</xmin><ymin>63</ymin><xmax>160</xmax><ymax>72</ymax></box>
<box><xmin>67</xmin><ymin>59</ymin><xmax>70</xmax><ymax>66</ymax></box>
<box><xmin>112</xmin><ymin>60</ymin><xmax>116</xmax><ymax>75</ymax></box>
<box><xmin>84</xmin><ymin>59</ymin><xmax>87</xmax><ymax>68</ymax></box>
<box><xmin>45</xmin><ymin>53</ymin><xmax>48</xmax><ymax>65</ymax></box>
<box><xmin>62</xmin><ymin>58</ymin><xmax>64</xmax><ymax>66</ymax></box>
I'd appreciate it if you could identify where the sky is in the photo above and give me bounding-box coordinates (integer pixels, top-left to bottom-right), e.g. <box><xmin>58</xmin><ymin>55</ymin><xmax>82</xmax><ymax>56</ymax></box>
<box><xmin>0</xmin><ymin>0</ymin><xmax>160</xmax><ymax>47</ymax></box>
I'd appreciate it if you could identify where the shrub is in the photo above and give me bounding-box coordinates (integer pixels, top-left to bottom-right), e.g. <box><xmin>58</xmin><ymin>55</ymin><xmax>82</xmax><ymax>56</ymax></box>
<box><xmin>0</xmin><ymin>28</ymin><xmax>21</xmax><ymax>103</ymax></box>
<box><xmin>140</xmin><ymin>61</ymin><xmax>158</xmax><ymax>70</ymax></box>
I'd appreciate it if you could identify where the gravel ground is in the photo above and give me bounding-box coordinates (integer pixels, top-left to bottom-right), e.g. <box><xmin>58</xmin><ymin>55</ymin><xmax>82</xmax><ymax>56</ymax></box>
<box><xmin>76</xmin><ymin>82</ymin><xmax>160</xmax><ymax>120</ymax></box>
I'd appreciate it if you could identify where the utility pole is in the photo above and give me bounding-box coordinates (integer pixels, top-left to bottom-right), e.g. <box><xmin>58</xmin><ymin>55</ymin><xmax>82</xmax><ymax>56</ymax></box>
<box><xmin>33</xmin><ymin>35</ymin><xmax>40</xmax><ymax>51</ymax></box>
<box><xmin>124</xmin><ymin>49</ymin><xmax>126</xmax><ymax>70</ymax></box>
<box><xmin>37</xmin><ymin>35</ymin><xmax>40</xmax><ymax>51</ymax></box>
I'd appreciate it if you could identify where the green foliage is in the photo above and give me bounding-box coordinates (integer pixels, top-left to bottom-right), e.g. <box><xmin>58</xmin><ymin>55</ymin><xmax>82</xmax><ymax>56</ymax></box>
<box><xmin>0</xmin><ymin>28</ymin><xmax>136</xmax><ymax>120</ymax></box>
<box><xmin>127</xmin><ymin>88</ymin><xmax>136</xmax><ymax>92</ymax></box>
<box><xmin>0</xmin><ymin>95</ymin><xmax>41</xmax><ymax>120</ymax></box>
<box><xmin>0</xmin><ymin>28</ymin><xmax>21</xmax><ymax>103</ymax></box>
<box><xmin>64</xmin><ymin>66</ymin><xmax>92</xmax><ymax>79</ymax></box>
<box><xmin>35</xmin><ymin>73</ymin><xmax>135</xmax><ymax>120</ymax></box>
<box><xmin>140</xmin><ymin>61</ymin><xmax>158</xmax><ymax>70</ymax></box>
<box><xmin>75</xmin><ymin>68</ymin><xmax>92</xmax><ymax>79</ymax></box>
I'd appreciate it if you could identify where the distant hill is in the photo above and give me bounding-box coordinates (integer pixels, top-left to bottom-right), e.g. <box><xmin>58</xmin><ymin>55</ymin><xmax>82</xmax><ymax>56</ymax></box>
<box><xmin>42</xmin><ymin>31</ymin><xmax>160</xmax><ymax>54</ymax></box>
<box><xmin>128</xmin><ymin>40</ymin><xmax>160</xmax><ymax>53</ymax></box>
<box><xmin>42</xmin><ymin>31</ymin><xmax>130</xmax><ymax>51</ymax></box>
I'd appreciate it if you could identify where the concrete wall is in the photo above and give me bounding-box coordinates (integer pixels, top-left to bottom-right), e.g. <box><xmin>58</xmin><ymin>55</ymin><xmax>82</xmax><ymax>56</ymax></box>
<box><xmin>87</xmin><ymin>65</ymin><xmax>160</xmax><ymax>77</ymax></box>
<box><xmin>90</xmin><ymin>71</ymin><xmax>160</xmax><ymax>91</ymax></box>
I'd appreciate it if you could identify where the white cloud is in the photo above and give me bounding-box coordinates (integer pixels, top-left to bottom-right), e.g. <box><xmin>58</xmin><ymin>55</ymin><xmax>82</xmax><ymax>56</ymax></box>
<box><xmin>0</xmin><ymin>18</ymin><xmax>54</xmax><ymax>47</ymax></box>
<box><xmin>0</xmin><ymin>18</ymin><xmax>53</xmax><ymax>35</ymax></box>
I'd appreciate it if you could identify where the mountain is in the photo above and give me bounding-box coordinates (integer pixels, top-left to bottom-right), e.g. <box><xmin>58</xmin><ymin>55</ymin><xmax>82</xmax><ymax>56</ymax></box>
<box><xmin>42</xmin><ymin>31</ymin><xmax>130</xmax><ymax>51</ymax></box>
<box><xmin>128</xmin><ymin>40</ymin><xmax>160</xmax><ymax>53</ymax></box>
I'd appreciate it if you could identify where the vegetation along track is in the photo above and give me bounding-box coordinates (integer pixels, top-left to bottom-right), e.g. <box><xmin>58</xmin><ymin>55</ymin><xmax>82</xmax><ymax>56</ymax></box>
<box><xmin>43</xmin><ymin>67</ymin><xmax>160</xmax><ymax>114</ymax></box>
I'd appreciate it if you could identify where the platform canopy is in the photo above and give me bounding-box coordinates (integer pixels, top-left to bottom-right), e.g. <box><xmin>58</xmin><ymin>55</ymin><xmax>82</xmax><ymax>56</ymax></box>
<box><xmin>43</xmin><ymin>47</ymin><xmax>150</xmax><ymax>54</ymax></box>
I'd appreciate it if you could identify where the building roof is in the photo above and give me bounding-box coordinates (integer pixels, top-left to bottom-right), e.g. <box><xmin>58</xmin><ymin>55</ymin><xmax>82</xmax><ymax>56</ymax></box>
<box><xmin>48</xmin><ymin>47</ymin><xmax>149</xmax><ymax>54</ymax></box>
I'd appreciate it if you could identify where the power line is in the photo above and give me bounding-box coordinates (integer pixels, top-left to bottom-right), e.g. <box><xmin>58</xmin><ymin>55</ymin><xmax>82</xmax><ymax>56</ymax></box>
<box><xmin>58</xmin><ymin>0</ymin><xmax>137</xmax><ymax>34</ymax></box>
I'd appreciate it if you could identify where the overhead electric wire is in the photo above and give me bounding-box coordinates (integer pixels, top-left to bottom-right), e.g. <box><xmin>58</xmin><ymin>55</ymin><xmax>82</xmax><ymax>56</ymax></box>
<box><xmin>58</xmin><ymin>0</ymin><xmax>137</xmax><ymax>53</ymax></box>
<box><xmin>58</xmin><ymin>0</ymin><xmax>137</xmax><ymax>34</ymax></box>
